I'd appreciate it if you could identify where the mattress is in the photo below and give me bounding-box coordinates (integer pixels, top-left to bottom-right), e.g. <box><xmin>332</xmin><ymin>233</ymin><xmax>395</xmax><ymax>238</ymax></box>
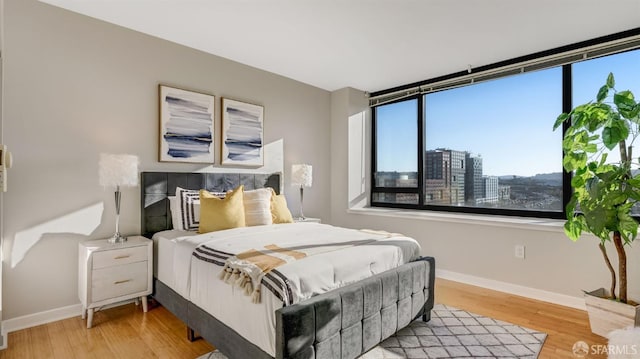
<box><xmin>151</xmin><ymin>229</ymin><xmax>196</xmax><ymax>296</ymax></box>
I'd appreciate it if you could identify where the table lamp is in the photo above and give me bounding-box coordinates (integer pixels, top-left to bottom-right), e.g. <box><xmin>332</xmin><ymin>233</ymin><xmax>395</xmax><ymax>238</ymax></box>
<box><xmin>99</xmin><ymin>153</ymin><xmax>139</xmax><ymax>243</ymax></box>
<box><xmin>291</xmin><ymin>164</ymin><xmax>312</xmax><ymax>220</ymax></box>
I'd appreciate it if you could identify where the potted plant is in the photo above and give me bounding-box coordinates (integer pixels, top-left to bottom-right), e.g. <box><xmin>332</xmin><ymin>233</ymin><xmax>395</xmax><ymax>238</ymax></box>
<box><xmin>553</xmin><ymin>73</ymin><xmax>640</xmax><ymax>337</ymax></box>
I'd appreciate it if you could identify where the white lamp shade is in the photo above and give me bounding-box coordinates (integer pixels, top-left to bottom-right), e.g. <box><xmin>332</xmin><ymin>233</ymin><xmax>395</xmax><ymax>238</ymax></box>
<box><xmin>99</xmin><ymin>153</ymin><xmax>139</xmax><ymax>187</ymax></box>
<box><xmin>291</xmin><ymin>164</ymin><xmax>312</xmax><ymax>187</ymax></box>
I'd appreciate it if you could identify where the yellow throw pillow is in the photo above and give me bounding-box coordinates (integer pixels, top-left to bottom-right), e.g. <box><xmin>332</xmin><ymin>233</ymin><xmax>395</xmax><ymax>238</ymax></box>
<box><xmin>199</xmin><ymin>186</ymin><xmax>246</xmax><ymax>233</ymax></box>
<box><xmin>270</xmin><ymin>188</ymin><xmax>294</xmax><ymax>224</ymax></box>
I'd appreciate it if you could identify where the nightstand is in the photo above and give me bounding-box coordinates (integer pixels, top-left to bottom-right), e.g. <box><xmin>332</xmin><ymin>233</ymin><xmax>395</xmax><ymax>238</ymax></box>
<box><xmin>294</xmin><ymin>217</ymin><xmax>321</xmax><ymax>223</ymax></box>
<box><xmin>78</xmin><ymin>236</ymin><xmax>152</xmax><ymax>328</ymax></box>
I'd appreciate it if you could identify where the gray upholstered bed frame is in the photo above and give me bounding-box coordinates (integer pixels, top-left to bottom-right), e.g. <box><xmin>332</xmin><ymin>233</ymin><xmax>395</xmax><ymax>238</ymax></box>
<box><xmin>141</xmin><ymin>171</ymin><xmax>435</xmax><ymax>359</ymax></box>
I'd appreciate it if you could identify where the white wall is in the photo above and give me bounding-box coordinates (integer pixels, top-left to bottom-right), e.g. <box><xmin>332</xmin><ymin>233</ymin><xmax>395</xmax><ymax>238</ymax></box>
<box><xmin>1</xmin><ymin>0</ymin><xmax>331</xmax><ymax>320</ymax></box>
<box><xmin>330</xmin><ymin>87</ymin><xmax>640</xmax><ymax>306</ymax></box>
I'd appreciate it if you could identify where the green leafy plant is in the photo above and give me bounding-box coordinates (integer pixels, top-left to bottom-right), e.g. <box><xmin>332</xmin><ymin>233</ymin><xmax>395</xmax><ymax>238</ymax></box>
<box><xmin>553</xmin><ymin>73</ymin><xmax>640</xmax><ymax>304</ymax></box>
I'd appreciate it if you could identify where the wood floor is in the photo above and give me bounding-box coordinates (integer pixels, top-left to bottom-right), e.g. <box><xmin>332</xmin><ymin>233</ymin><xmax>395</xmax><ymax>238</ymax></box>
<box><xmin>435</xmin><ymin>279</ymin><xmax>606</xmax><ymax>358</ymax></box>
<box><xmin>0</xmin><ymin>278</ymin><xmax>606</xmax><ymax>358</ymax></box>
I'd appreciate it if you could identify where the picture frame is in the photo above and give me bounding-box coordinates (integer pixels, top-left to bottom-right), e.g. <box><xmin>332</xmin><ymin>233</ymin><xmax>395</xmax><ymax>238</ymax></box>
<box><xmin>221</xmin><ymin>98</ymin><xmax>265</xmax><ymax>166</ymax></box>
<box><xmin>159</xmin><ymin>85</ymin><xmax>215</xmax><ymax>163</ymax></box>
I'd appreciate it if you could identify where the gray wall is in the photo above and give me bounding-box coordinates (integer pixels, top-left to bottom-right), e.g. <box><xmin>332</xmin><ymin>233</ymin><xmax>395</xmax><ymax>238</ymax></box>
<box><xmin>2</xmin><ymin>0</ymin><xmax>330</xmax><ymax>319</ymax></box>
<box><xmin>3</xmin><ymin>0</ymin><xmax>639</xmax><ymax>324</ymax></box>
<box><xmin>330</xmin><ymin>88</ymin><xmax>640</xmax><ymax>304</ymax></box>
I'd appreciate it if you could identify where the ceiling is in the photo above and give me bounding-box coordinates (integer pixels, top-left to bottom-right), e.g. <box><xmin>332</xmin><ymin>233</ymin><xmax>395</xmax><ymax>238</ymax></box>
<box><xmin>40</xmin><ymin>0</ymin><xmax>640</xmax><ymax>93</ymax></box>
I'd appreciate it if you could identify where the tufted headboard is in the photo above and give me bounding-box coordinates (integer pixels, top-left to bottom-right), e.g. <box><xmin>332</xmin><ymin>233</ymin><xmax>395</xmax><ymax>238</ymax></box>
<box><xmin>140</xmin><ymin>172</ymin><xmax>281</xmax><ymax>238</ymax></box>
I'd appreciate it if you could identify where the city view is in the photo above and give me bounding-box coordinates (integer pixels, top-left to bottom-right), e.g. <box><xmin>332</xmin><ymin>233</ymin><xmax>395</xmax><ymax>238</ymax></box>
<box><xmin>374</xmin><ymin>48</ymin><xmax>639</xmax><ymax>213</ymax></box>
<box><xmin>375</xmin><ymin>148</ymin><xmax>562</xmax><ymax>211</ymax></box>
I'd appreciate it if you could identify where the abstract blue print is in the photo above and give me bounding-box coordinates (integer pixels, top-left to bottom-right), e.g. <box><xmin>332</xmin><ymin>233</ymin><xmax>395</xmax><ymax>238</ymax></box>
<box><xmin>160</xmin><ymin>86</ymin><xmax>215</xmax><ymax>163</ymax></box>
<box><xmin>222</xmin><ymin>98</ymin><xmax>264</xmax><ymax>166</ymax></box>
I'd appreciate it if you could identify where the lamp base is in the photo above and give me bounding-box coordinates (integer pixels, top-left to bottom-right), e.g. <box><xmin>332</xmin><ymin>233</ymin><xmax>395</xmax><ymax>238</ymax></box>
<box><xmin>107</xmin><ymin>233</ymin><xmax>128</xmax><ymax>244</ymax></box>
<box><xmin>298</xmin><ymin>186</ymin><xmax>305</xmax><ymax>220</ymax></box>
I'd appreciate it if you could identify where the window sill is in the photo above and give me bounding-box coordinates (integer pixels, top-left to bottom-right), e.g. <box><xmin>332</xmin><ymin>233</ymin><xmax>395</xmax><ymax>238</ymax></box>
<box><xmin>346</xmin><ymin>207</ymin><xmax>565</xmax><ymax>233</ymax></box>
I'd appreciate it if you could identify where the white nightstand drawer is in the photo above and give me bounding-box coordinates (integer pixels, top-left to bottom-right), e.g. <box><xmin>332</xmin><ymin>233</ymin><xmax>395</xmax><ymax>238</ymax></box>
<box><xmin>92</xmin><ymin>245</ymin><xmax>148</xmax><ymax>269</ymax></box>
<box><xmin>92</xmin><ymin>261</ymin><xmax>148</xmax><ymax>302</ymax></box>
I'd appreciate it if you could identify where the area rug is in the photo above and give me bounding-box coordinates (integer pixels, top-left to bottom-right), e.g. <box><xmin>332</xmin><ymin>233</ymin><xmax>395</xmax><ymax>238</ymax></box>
<box><xmin>197</xmin><ymin>304</ymin><xmax>547</xmax><ymax>358</ymax></box>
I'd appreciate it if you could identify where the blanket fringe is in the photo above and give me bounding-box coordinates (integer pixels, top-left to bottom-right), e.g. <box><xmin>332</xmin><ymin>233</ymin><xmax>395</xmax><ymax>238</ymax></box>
<box><xmin>230</xmin><ymin>269</ymin><xmax>240</xmax><ymax>284</ymax></box>
<box><xmin>224</xmin><ymin>268</ymin><xmax>235</xmax><ymax>284</ymax></box>
<box><xmin>235</xmin><ymin>272</ymin><xmax>248</xmax><ymax>287</ymax></box>
<box><xmin>217</xmin><ymin>257</ymin><xmax>269</xmax><ymax>304</ymax></box>
<box><xmin>244</xmin><ymin>280</ymin><xmax>253</xmax><ymax>296</ymax></box>
<box><xmin>251</xmin><ymin>288</ymin><xmax>261</xmax><ymax>304</ymax></box>
<box><xmin>218</xmin><ymin>264</ymin><xmax>229</xmax><ymax>281</ymax></box>
<box><xmin>221</xmin><ymin>266</ymin><xmax>258</xmax><ymax>302</ymax></box>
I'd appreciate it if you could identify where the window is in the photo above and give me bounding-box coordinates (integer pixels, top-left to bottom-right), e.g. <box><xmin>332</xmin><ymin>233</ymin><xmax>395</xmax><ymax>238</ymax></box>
<box><xmin>424</xmin><ymin>68</ymin><xmax>562</xmax><ymax>212</ymax></box>
<box><xmin>573</xmin><ymin>49</ymin><xmax>640</xmax><ymax>215</ymax></box>
<box><xmin>371</xmin><ymin>31</ymin><xmax>640</xmax><ymax>219</ymax></box>
<box><xmin>573</xmin><ymin>48</ymin><xmax>640</xmax><ymax>166</ymax></box>
<box><xmin>373</xmin><ymin>99</ymin><xmax>419</xmax><ymax>205</ymax></box>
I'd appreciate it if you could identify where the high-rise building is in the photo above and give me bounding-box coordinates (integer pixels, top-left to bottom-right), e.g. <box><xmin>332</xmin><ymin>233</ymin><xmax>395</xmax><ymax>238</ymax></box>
<box><xmin>465</xmin><ymin>154</ymin><xmax>484</xmax><ymax>203</ymax></box>
<box><xmin>483</xmin><ymin>176</ymin><xmax>499</xmax><ymax>203</ymax></box>
<box><xmin>425</xmin><ymin>150</ymin><xmax>449</xmax><ymax>204</ymax></box>
<box><xmin>425</xmin><ymin>149</ymin><xmax>465</xmax><ymax>205</ymax></box>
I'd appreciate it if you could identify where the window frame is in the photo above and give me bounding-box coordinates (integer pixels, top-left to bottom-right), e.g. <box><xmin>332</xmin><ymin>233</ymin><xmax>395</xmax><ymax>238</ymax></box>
<box><xmin>371</xmin><ymin>94</ymin><xmax>423</xmax><ymax>209</ymax></box>
<box><xmin>370</xmin><ymin>27</ymin><xmax>640</xmax><ymax>219</ymax></box>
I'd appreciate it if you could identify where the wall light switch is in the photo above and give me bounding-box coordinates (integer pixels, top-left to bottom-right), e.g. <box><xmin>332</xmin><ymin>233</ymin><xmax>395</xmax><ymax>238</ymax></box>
<box><xmin>0</xmin><ymin>144</ymin><xmax>12</xmax><ymax>192</ymax></box>
<box><xmin>515</xmin><ymin>245</ymin><xmax>525</xmax><ymax>259</ymax></box>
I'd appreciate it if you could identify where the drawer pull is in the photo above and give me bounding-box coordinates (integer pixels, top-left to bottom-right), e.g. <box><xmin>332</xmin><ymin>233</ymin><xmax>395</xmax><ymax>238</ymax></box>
<box><xmin>114</xmin><ymin>279</ymin><xmax>132</xmax><ymax>285</ymax></box>
<box><xmin>114</xmin><ymin>255</ymin><xmax>131</xmax><ymax>260</ymax></box>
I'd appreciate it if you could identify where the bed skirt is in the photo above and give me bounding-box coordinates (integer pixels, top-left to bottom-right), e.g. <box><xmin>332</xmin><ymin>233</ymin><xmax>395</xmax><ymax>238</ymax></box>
<box><xmin>153</xmin><ymin>256</ymin><xmax>435</xmax><ymax>359</ymax></box>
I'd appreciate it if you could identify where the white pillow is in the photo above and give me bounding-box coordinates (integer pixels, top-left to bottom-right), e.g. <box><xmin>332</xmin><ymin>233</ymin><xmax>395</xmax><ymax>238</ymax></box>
<box><xmin>243</xmin><ymin>188</ymin><xmax>273</xmax><ymax>226</ymax></box>
<box><xmin>169</xmin><ymin>196</ymin><xmax>181</xmax><ymax>230</ymax></box>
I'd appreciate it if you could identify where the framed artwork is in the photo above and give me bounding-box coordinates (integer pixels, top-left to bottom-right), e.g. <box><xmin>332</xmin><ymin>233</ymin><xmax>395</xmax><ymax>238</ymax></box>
<box><xmin>221</xmin><ymin>98</ymin><xmax>264</xmax><ymax>166</ymax></box>
<box><xmin>159</xmin><ymin>85</ymin><xmax>215</xmax><ymax>163</ymax></box>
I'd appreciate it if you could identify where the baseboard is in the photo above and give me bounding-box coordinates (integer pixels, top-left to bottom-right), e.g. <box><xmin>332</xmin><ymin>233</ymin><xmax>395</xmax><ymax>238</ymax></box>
<box><xmin>1</xmin><ymin>303</ymin><xmax>82</xmax><ymax>335</ymax></box>
<box><xmin>0</xmin><ymin>298</ymin><xmax>137</xmax><ymax>344</ymax></box>
<box><xmin>437</xmin><ymin>269</ymin><xmax>587</xmax><ymax>311</ymax></box>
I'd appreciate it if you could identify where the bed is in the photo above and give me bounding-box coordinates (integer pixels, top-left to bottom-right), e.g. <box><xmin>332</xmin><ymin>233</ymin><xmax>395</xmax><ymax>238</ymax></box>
<box><xmin>141</xmin><ymin>171</ymin><xmax>435</xmax><ymax>359</ymax></box>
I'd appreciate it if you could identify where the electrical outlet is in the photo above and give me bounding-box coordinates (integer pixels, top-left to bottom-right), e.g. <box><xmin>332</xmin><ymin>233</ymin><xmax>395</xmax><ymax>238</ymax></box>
<box><xmin>515</xmin><ymin>245</ymin><xmax>525</xmax><ymax>259</ymax></box>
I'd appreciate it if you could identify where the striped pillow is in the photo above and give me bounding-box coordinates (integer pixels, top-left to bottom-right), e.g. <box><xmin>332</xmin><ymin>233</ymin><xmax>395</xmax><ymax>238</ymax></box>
<box><xmin>176</xmin><ymin>187</ymin><xmax>200</xmax><ymax>231</ymax></box>
<box><xmin>171</xmin><ymin>187</ymin><xmax>226</xmax><ymax>231</ymax></box>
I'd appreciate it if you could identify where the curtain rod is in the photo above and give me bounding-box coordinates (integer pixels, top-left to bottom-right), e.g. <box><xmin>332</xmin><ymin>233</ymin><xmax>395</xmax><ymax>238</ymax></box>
<box><xmin>369</xmin><ymin>33</ymin><xmax>640</xmax><ymax>108</ymax></box>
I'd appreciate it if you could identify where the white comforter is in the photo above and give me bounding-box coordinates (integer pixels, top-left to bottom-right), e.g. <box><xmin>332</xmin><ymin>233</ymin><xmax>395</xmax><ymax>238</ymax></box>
<box><xmin>194</xmin><ymin>222</ymin><xmax>421</xmax><ymax>305</ymax></box>
<box><xmin>170</xmin><ymin>222</ymin><xmax>421</xmax><ymax>355</ymax></box>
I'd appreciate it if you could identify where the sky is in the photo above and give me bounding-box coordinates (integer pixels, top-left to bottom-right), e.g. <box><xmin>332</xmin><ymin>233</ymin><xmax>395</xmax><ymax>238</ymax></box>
<box><xmin>376</xmin><ymin>49</ymin><xmax>640</xmax><ymax>176</ymax></box>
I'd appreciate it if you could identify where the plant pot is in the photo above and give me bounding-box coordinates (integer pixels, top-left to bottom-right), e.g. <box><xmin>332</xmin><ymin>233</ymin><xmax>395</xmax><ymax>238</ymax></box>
<box><xmin>584</xmin><ymin>288</ymin><xmax>640</xmax><ymax>337</ymax></box>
